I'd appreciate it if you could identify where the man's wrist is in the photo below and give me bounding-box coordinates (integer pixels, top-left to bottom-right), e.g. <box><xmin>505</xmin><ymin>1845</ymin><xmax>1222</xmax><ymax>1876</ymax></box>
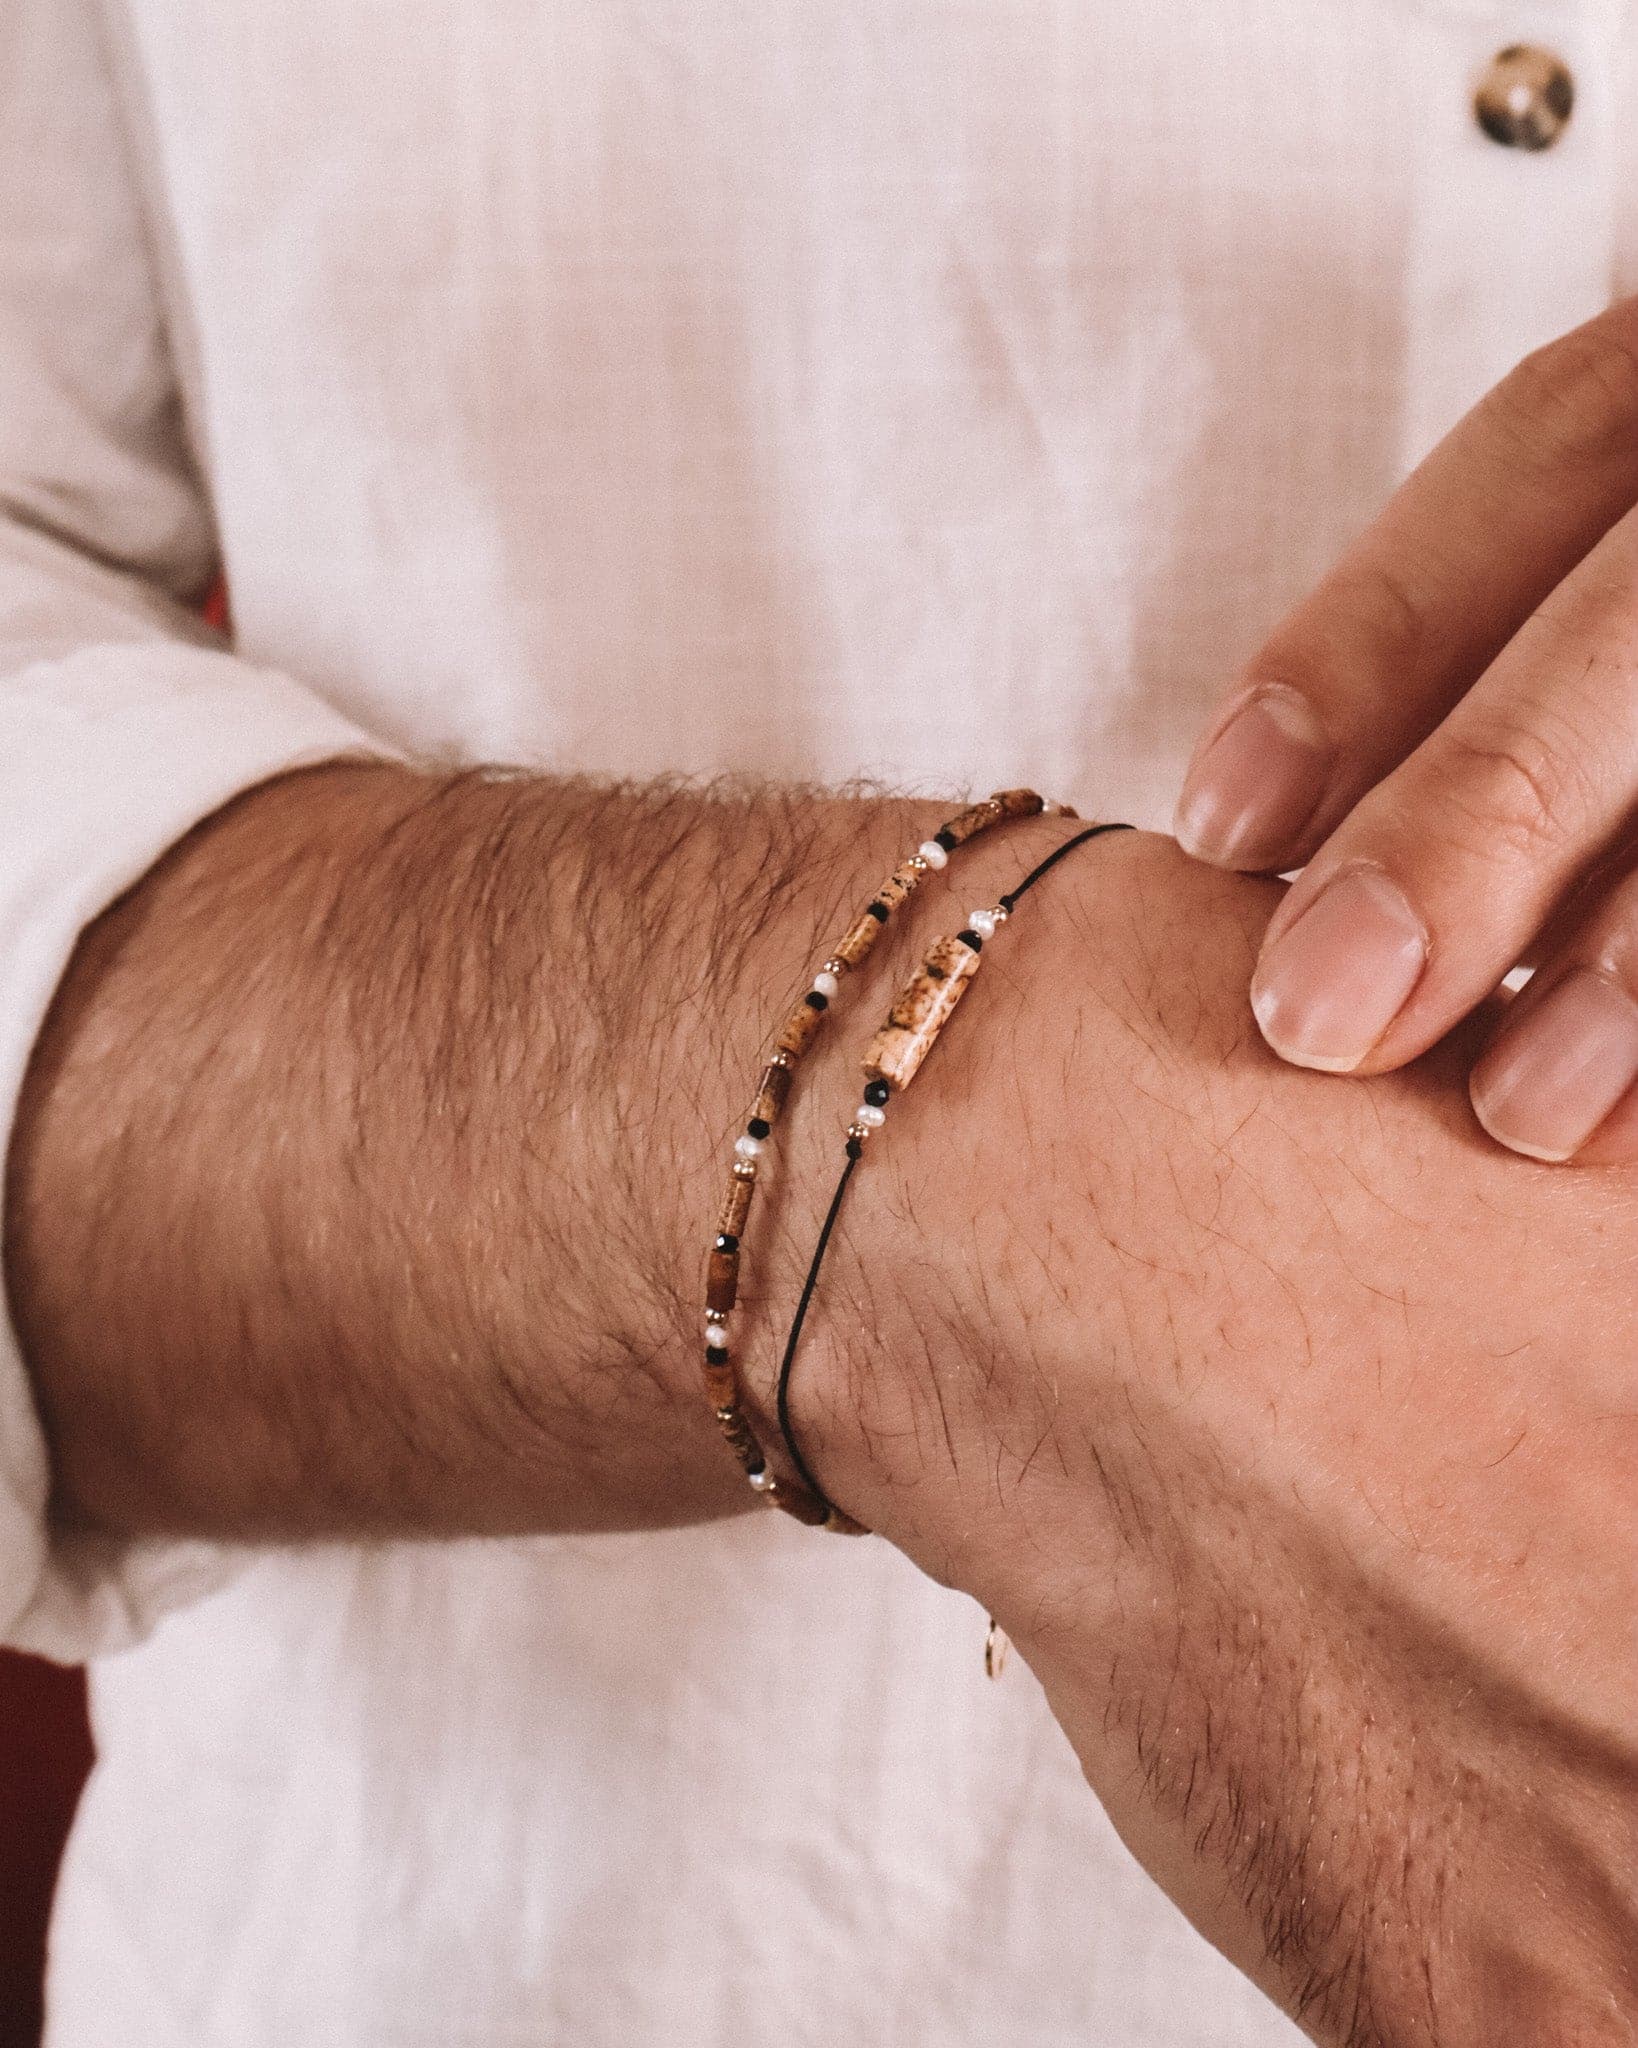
<box><xmin>747</xmin><ymin>818</ymin><xmax>1154</xmax><ymax>1570</ymax></box>
<box><xmin>662</xmin><ymin>801</ymin><xmax>1088</xmax><ymax>1534</ymax></box>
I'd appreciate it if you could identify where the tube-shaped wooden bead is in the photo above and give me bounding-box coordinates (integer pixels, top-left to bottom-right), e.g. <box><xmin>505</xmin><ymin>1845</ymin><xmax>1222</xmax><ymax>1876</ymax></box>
<box><xmin>935</xmin><ymin>788</ymin><xmax>1043</xmax><ymax>850</ymax></box>
<box><xmin>717</xmin><ymin>1173</ymin><xmax>755</xmax><ymax>1240</ymax></box>
<box><xmin>989</xmin><ymin>787</ymin><xmax>1047</xmax><ymax>819</ymax></box>
<box><xmin>936</xmin><ymin>800</ymin><xmax>1001</xmax><ymax>848</ymax></box>
<box><xmin>702</xmin><ymin>1356</ymin><xmax>737</xmax><ymax>1407</ymax></box>
<box><xmin>750</xmin><ymin>1060</ymin><xmax>793</xmax><ymax>1128</ymax></box>
<box><xmin>716</xmin><ymin>1404</ymin><xmax>764</xmax><ymax>1473</ymax></box>
<box><xmin>833</xmin><ymin>906</ymin><xmax>889</xmax><ymax>968</ymax></box>
<box><xmin>863</xmin><ymin>933</ymin><xmax>982</xmax><ymax>1091</ymax></box>
<box><xmin>774</xmin><ymin>1484</ymin><xmax>834</xmax><ymax>1529</ymax></box>
<box><xmin>874</xmin><ymin>860</ymin><xmax>926</xmax><ymax>915</ymax></box>
<box><xmin>705</xmin><ymin>1246</ymin><xmax>739</xmax><ymax>1314</ymax></box>
<box><xmin>774</xmin><ymin>996</ymin><xmax>826</xmax><ymax>1062</ymax></box>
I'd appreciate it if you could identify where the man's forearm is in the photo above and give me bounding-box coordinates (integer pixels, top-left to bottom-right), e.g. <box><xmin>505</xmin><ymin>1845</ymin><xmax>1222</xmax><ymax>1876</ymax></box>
<box><xmin>4</xmin><ymin>761</ymin><xmax>1061</xmax><ymax>1541</ymax></box>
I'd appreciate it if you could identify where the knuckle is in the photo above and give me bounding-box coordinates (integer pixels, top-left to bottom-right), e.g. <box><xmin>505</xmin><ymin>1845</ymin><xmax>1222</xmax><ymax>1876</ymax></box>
<box><xmin>1257</xmin><ymin>562</ymin><xmax>1430</xmax><ymax>699</ymax></box>
<box><xmin>1487</xmin><ymin>311</ymin><xmax>1638</xmax><ymax>474</ymax></box>
<box><xmin>1415</xmin><ymin>716</ymin><xmax>1589</xmax><ymax>867</ymax></box>
<box><xmin>1353</xmin><ymin>556</ymin><xmax>1428</xmax><ymax>663</ymax></box>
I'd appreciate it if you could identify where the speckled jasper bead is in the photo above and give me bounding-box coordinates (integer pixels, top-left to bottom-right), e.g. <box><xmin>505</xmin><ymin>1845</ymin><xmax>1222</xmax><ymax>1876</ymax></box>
<box><xmin>863</xmin><ymin>931</ymin><xmax>983</xmax><ymax>1092</ymax></box>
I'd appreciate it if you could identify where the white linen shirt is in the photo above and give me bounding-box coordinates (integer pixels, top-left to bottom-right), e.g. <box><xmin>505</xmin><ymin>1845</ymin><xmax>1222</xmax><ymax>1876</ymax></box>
<box><xmin>2</xmin><ymin>0</ymin><xmax>1631</xmax><ymax>2041</ymax></box>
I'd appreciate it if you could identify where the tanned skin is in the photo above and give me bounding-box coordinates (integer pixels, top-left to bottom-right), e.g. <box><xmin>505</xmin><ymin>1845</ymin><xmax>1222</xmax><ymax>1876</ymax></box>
<box><xmin>7</xmin><ymin>765</ymin><xmax>1634</xmax><ymax>2044</ymax></box>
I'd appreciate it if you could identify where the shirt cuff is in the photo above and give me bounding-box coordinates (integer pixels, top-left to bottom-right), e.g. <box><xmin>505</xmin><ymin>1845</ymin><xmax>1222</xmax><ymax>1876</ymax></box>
<box><xmin>0</xmin><ymin>641</ymin><xmax>391</xmax><ymax>1661</ymax></box>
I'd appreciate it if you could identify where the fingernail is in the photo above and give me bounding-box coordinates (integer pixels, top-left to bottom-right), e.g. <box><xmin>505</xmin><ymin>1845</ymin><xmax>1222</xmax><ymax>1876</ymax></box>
<box><xmin>1470</xmin><ymin>969</ymin><xmax>1638</xmax><ymax>1163</ymax></box>
<box><xmin>1250</xmin><ymin>866</ymin><xmax>1427</xmax><ymax>1071</ymax></box>
<box><xmin>1175</xmin><ymin>685</ymin><xmax>1332</xmax><ymax>869</ymax></box>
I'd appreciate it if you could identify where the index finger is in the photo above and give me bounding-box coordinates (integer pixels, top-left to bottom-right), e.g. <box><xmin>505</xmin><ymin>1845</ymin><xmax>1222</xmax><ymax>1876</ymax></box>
<box><xmin>1174</xmin><ymin>298</ymin><xmax>1638</xmax><ymax>873</ymax></box>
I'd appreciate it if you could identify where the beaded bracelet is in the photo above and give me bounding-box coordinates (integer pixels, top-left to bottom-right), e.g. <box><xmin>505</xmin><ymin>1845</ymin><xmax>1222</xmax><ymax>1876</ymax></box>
<box><xmin>703</xmin><ymin>789</ymin><xmax>1074</xmax><ymax>1531</ymax></box>
<box><xmin>774</xmin><ymin>822</ymin><xmax>1135</xmax><ymax>1531</ymax></box>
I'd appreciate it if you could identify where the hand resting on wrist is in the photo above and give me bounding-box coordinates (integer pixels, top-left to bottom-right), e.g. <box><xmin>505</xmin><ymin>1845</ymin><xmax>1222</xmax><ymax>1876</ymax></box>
<box><xmin>789</xmin><ymin>830</ymin><xmax>1636</xmax><ymax>2047</ymax></box>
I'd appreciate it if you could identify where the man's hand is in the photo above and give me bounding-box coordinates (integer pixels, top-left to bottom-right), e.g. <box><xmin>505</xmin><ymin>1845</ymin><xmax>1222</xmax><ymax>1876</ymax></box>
<box><xmin>1172</xmin><ymin>298</ymin><xmax>1638</xmax><ymax>1166</ymax></box>
<box><xmin>796</xmin><ymin>834</ymin><xmax>1637</xmax><ymax>2044</ymax></box>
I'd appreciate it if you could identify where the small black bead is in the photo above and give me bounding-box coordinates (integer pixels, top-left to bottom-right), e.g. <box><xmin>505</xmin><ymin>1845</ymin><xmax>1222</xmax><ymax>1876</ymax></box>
<box><xmin>956</xmin><ymin>929</ymin><xmax>984</xmax><ymax>952</ymax></box>
<box><xmin>715</xmin><ymin>1233</ymin><xmax>739</xmax><ymax>1254</ymax></box>
<box><xmin>934</xmin><ymin>829</ymin><xmax>958</xmax><ymax>852</ymax></box>
<box><xmin>863</xmin><ymin>1079</ymin><xmax>890</xmax><ymax>1107</ymax></box>
<box><xmin>747</xmin><ymin>1117</ymin><xmax>771</xmax><ymax>1139</ymax></box>
<box><xmin>706</xmin><ymin>1345</ymin><xmax>729</xmax><ymax>1365</ymax></box>
<box><xmin>804</xmin><ymin>989</ymin><xmax>829</xmax><ymax>1011</ymax></box>
<box><xmin>845</xmin><ymin>1136</ymin><xmax>864</xmax><ymax>1160</ymax></box>
<box><xmin>865</xmin><ymin>901</ymin><xmax>889</xmax><ymax>923</ymax></box>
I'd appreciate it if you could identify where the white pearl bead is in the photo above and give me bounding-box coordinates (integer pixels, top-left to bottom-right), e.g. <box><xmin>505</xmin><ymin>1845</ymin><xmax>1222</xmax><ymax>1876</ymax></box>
<box><xmin>748</xmin><ymin>1466</ymin><xmax>775</xmax><ymax>1493</ymax></box>
<box><xmin>967</xmin><ymin>908</ymin><xmax>998</xmax><ymax>939</ymax></box>
<box><xmin>734</xmin><ymin>1132</ymin><xmax>764</xmax><ymax>1161</ymax></box>
<box><xmin>812</xmin><ymin>969</ymin><xmax>840</xmax><ymax>1000</ymax></box>
<box><xmin>917</xmin><ymin>839</ymin><xmax>949</xmax><ymax>870</ymax></box>
<box><xmin>855</xmin><ymin>1102</ymin><xmax>887</xmax><ymax>1129</ymax></box>
<box><xmin>706</xmin><ymin>1318</ymin><xmax>728</xmax><ymax>1349</ymax></box>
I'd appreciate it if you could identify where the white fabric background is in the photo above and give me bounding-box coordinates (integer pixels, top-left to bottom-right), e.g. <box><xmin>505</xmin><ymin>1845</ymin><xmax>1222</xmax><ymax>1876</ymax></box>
<box><xmin>0</xmin><ymin>0</ymin><xmax>1630</xmax><ymax>2038</ymax></box>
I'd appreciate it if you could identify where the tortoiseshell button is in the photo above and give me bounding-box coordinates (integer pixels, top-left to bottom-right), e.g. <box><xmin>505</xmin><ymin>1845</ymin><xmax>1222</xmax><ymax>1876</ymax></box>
<box><xmin>1474</xmin><ymin>46</ymin><xmax>1573</xmax><ymax>152</ymax></box>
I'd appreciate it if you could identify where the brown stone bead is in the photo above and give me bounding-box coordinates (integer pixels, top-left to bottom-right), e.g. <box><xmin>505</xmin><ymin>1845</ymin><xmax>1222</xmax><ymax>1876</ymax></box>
<box><xmin>834</xmin><ymin>907</ymin><xmax>889</xmax><ymax>968</ymax></box>
<box><xmin>874</xmin><ymin>861</ymin><xmax>926</xmax><ymax>915</ymax></box>
<box><xmin>702</xmin><ymin>1356</ymin><xmax>737</xmax><ymax>1408</ymax></box>
<box><xmin>750</xmin><ymin>1060</ymin><xmax>793</xmax><ymax>1127</ymax></box>
<box><xmin>934</xmin><ymin>788</ymin><xmax>1043</xmax><ymax>850</ymax></box>
<box><xmin>715</xmin><ymin>1404</ymin><xmax>764</xmax><ymax>1473</ymax></box>
<box><xmin>937</xmin><ymin>799</ymin><xmax>1002</xmax><ymax>848</ymax></box>
<box><xmin>770</xmin><ymin>1482</ymin><xmax>833</xmax><ymax>1529</ymax></box>
<box><xmin>989</xmin><ymin>787</ymin><xmax>1047</xmax><ymax>819</ymax></box>
<box><xmin>863</xmin><ymin>932</ymin><xmax>982</xmax><ymax>1091</ymax></box>
<box><xmin>705</xmin><ymin>1246</ymin><xmax>739</xmax><ymax>1314</ymax></box>
<box><xmin>717</xmin><ymin>1173</ymin><xmax>755</xmax><ymax>1239</ymax></box>
<box><xmin>774</xmin><ymin>996</ymin><xmax>826</xmax><ymax>1062</ymax></box>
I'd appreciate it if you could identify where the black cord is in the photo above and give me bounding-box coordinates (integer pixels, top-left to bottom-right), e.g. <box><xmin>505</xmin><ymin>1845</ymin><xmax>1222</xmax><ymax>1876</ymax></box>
<box><xmin>774</xmin><ymin>1147</ymin><xmax>860</xmax><ymax>1506</ymax></box>
<box><xmin>998</xmin><ymin>819</ymin><xmax>1134</xmax><ymax>912</ymax></box>
<box><xmin>774</xmin><ymin>820</ymin><xmax>1135</xmax><ymax>1521</ymax></box>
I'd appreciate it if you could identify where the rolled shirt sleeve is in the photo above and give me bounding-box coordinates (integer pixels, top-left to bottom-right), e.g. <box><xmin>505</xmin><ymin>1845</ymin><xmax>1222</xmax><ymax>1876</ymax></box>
<box><xmin>0</xmin><ymin>0</ymin><xmax>388</xmax><ymax>1657</ymax></box>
